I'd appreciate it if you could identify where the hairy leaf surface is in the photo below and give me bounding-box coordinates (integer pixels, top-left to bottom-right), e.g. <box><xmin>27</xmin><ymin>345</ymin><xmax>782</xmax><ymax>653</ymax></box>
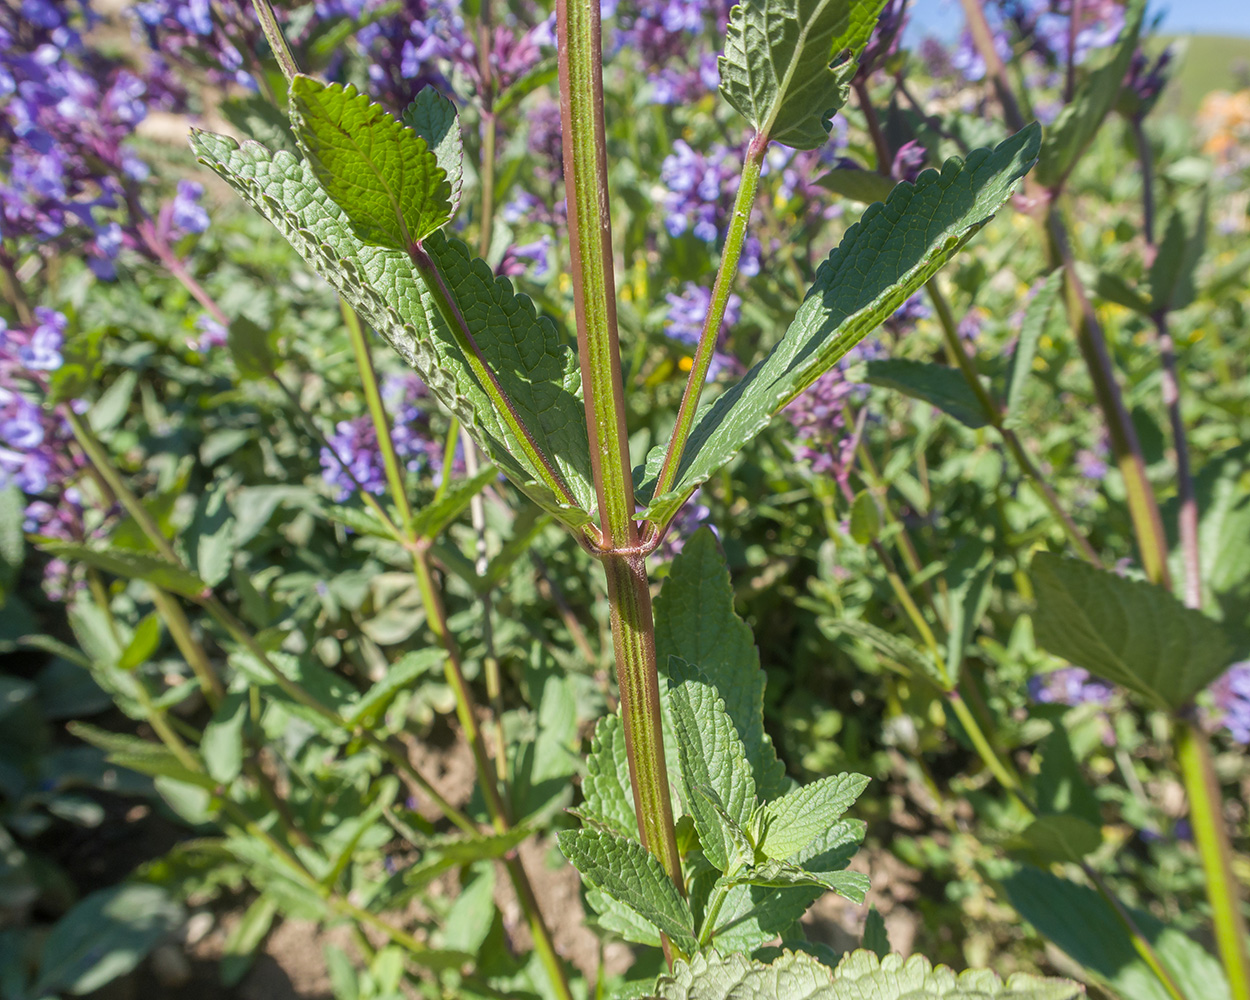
<box><xmin>401</xmin><ymin>86</ymin><xmax>464</xmax><ymax>213</ymax></box>
<box><xmin>190</xmin><ymin>132</ymin><xmax>595</xmax><ymax>528</ymax></box>
<box><xmin>760</xmin><ymin>772</ymin><xmax>869</xmax><ymax>861</ymax></box>
<box><xmin>639</xmin><ymin>126</ymin><xmax>1041</xmax><ymax>525</ymax></box>
<box><xmin>719</xmin><ymin>0</ymin><xmax>887</xmax><ymax>148</ymax></box>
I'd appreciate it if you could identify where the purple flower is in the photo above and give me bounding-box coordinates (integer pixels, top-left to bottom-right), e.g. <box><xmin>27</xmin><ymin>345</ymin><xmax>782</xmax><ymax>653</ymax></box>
<box><xmin>189</xmin><ymin>315</ymin><xmax>228</xmax><ymax>353</ymax></box>
<box><xmin>660</xmin><ymin>140</ymin><xmax>740</xmax><ymax>242</ymax></box>
<box><xmin>16</xmin><ymin>308</ymin><xmax>67</xmax><ymax>371</ymax></box>
<box><xmin>890</xmin><ymin>141</ymin><xmax>927</xmax><ymax>183</ymax></box>
<box><xmin>1209</xmin><ymin>663</ymin><xmax>1250</xmax><ymax>744</ymax></box>
<box><xmin>171</xmin><ymin>179</ymin><xmax>209</xmax><ymax>235</ymax></box>
<box><xmin>1027</xmin><ymin>666</ymin><xmax>1114</xmax><ymax>706</ymax></box>
<box><xmin>665</xmin><ymin>283</ymin><xmax>741</xmax><ymax>379</ymax></box>
<box><xmin>498</xmin><ymin>236</ymin><xmax>552</xmax><ymax>279</ymax></box>
<box><xmin>785</xmin><ymin>357</ymin><xmax>868</xmax><ymax>484</ymax></box>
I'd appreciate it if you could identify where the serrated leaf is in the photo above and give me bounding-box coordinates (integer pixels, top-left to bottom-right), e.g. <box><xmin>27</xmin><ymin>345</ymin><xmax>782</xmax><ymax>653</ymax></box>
<box><xmin>668</xmin><ymin>658</ymin><xmax>756</xmax><ymax>872</ymax></box>
<box><xmin>864</xmin><ymin>358</ymin><xmax>989</xmax><ymax>428</ymax></box>
<box><xmin>1030</xmin><ymin>553</ymin><xmax>1233</xmax><ymax>710</ymax></box>
<box><xmin>69</xmin><ymin>723</ymin><xmax>217</xmax><ymax>791</ymax></box>
<box><xmin>648</xmin><ymin>948</ymin><xmax>1082</xmax><ymax>999</ymax></box>
<box><xmin>654</xmin><ymin>529</ymin><xmax>788</xmax><ymax>800</ymax></box>
<box><xmin>558</xmin><ymin>828</ymin><xmax>697</xmax><ymax>954</ymax></box>
<box><xmin>585</xmin><ymin>887</ymin><xmax>663</xmax><ymax>948</ymax></box>
<box><xmin>719</xmin><ymin>0</ymin><xmax>887</xmax><ymax>149</ymax></box>
<box><xmin>401</xmin><ymin>87</ymin><xmax>463</xmax><ymax>214</ymax></box>
<box><xmin>1004</xmin><ymin>269</ymin><xmax>1062</xmax><ymax>430</ymax></box>
<box><xmin>1034</xmin><ymin>0</ymin><xmax>1144</xmax><ymax>189</ymax></box>
<box><xmin>722</xmin><ymin>857</ymin><xmax>869</xmax><ymax>904</ymax></box>
<box><xmin>290</xmin><ymin>76</ymin><xmax>452</xmax><ymax>249</ymax></box>
<box><xmin>411</xmin><ymin>464</ymin><xmax>497</xmax><ymax>540</ymax></box>
<box><xmin>863</xmin><ymin>907</ymin><xmax>890</xmax><ymax>958</ymax></box>
<box><xmin>220</xmin><ymin>93</ymin><xmax>298</xmax><ymax>154</ymax></box>
<box><xmin>760</xmin><ymin>772</ymin><xmax>869</xmax><ymax>861</ymax></box>
<box><xmin>581</xmin><ymin>713</ymin><xmax>638</xmax><ymax>840</ymax></box>
<box><xmin>639</xmin><ymin>126</ymin><xmax>1041</xmax><ymax>525</ymax></box>
<box><xmin>190</xmin><ymin>132</ymin><xmax>595</xmax><ymax>529</ymax></box>
<box><xmin>40</xmin><ymin>542</ymin><xmax>208</xmax><ymax>600</ymax></box>
<box><xmin>1004</xmin><ymin>866</ymin><xmax>1229</xmax><ymax>1000</ymax></box>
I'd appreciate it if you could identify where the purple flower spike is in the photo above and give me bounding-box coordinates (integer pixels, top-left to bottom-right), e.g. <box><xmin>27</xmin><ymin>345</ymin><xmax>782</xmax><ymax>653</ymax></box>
<box><xmin>1027</xmin><ymin>666</ymin><xmax>1114</xmax><ymax>707</ymax></box>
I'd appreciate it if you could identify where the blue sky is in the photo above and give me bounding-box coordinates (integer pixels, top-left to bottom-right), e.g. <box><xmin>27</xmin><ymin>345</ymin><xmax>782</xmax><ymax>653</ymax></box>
<box><xmin>903</xmin><ymin>0</ymin><xmax>1250</xmax><ymax>41</ymax></box>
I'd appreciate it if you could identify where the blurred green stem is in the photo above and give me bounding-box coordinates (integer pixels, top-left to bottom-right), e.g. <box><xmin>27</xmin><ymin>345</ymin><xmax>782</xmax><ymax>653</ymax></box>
<box><xmin>251</xmin><ymin>0</ymin><xmax>298</xmax><ymax>84</ymax></box>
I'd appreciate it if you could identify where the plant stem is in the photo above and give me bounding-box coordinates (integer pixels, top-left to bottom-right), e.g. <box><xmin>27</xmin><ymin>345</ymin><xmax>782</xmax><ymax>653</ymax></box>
<box><xmin>925</xmin><ymin>280</ymin><xmax>1100</xmax><ymax>564</ymax></box>
<box><xmin>410</xmin><ymin>541</ymin><xmax>575</xmax><ymax>1000</ymax></box>
<box><xmin>409</xmin><ymin>244</ymin><xmax>578</xmax><ymax>509</ymax></box>
<box><xmin>556</xmin><ymin>0</ymin><xmax>684</xmax><ymax>898</ymax></box>
<box><xmin>251</xmin><ymin>0</ymin><xmax>298</xmax><ymax>85</ymax></box>
<box><xmin>652</xmin><ymin>132</ymin><xmax>768</xmax><ymax>508</ymax></box>
<box><xmin>957</xmin><ymin>0</ymin><xmax>1027</xmax><ymax>132</ymax></box>
<box><xmin>151</xmin><ymin>588</ymin><xmax>224</xmax><ymax>707</ymax></box>
<box><xmin>854</xmin><ymin>79</ymin><xmax>893</xmax><ymax>175</ymax></box>
<box><xmin>1175</xmin><ymin>716</ymin><xmax>1250</xmax><ymax>1000</ymax></box>
<box><xmin>342</xmin><ymin>299</ymin><xmax>413</xmax><ymax>534</ymax></box>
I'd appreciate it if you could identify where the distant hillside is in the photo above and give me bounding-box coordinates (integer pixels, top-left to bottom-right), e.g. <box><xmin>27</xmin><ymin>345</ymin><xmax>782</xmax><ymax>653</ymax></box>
<box><xmin>1155</xmin><ymin>34</ymin><xmax>1250</xmax><ymax>115</ymax></box>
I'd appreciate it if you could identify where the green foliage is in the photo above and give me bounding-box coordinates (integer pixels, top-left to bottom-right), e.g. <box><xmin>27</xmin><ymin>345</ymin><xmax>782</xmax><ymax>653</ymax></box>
<box><xmin>1003</xmin><ymin>269</ymin><xmax>1062</xmax><ymax>430</ymax></box>
<box><xmin>638</xmin><ymin>125</ymin><xmax>1042</xmax><ymax>526</ymax></box>
<box><xmin>401</xmin><ymin>87</ymin><xmax>464</xmax><ymax>213</ymax></box>
<box><xmin>719</xmin><ymin>0</ymin><xmax>887</xmax><ymax>148</ymax></box>
<box><xmin>864</xmin><ymin>358</ymin><xmax>990</xmax><ymax>429</ymax></box>
<box><xmin>1030</xmin><ymin>553</ymin><xmax>1234</xmax><ymax>710</ymax></box>
<box><xmin>646</xmin><ymin>949</ymin><xmax>1082</xmax><ymax>999</ymax></box>
<box><xmin>290</xmin><ymin>76</ymin><xmax>453</xmax><ymax>249</ymax></box>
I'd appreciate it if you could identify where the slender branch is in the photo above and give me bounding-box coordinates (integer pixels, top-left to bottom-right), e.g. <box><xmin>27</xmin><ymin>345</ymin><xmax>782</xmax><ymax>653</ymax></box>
<box><xmin>151</xmin><ymin>588</ymin><xmax>225</xmax><ymax>707</ymax></box>
<box><xmin>854</xmin><ymin>79</ymin><xmax>893</xmax><ymax>175</ymax></box>
<box><xmin>409</xmin><ymin>243</ymin><xmax>579</xmax><ymax>509</ymax></box>
<box><xmin>251</xmin><ymin>0</ymin><xmax>298</xmax><ymax>85</ymax></box>
<box><xmin>957</xmin><ymin>0</ymin><xmax>1027</xmax><ymax>132</ymax></box>
<box><xmin>652</xmin><ymin>132</ymin><xmax>768</xmax><ymax>508</ymax></box>
<box><xmin>557</xmin><ymin>0</ymin><xmax>685</xmax><ymax>910</ymax></box>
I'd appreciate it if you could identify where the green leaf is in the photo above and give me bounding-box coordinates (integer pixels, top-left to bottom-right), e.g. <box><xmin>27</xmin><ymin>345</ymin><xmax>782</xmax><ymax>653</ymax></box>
<box><xmin>654</xmin><ymin>529</ymin><xmax>788</xmax><ymax>800</ymax></box>
<box><xmin>401</xmin><ymin>87</ymin><xmax>463</xmax><ymax>213</ymax></box>
<box><xmin>864</xmin><ymin>358</ymin><xmax>989</xmax><ymax>429</ymax></box>
<box><xmin>639</xmin><ymin>126</ymin><xmax>1041</xmax><ymax>525</ymax></box>
<box><xmin>220</xmin><ymin>93</ymin><xmax>298</xmax><ymax>154</ymax></box>
<box><xmin>821</xmin><ymin>617</ymin><xmax>944</xmax><ymax>686</ymax></box>
<box><xmin>493</xmin><ymin>57</ymin><xmax>558</xmax><ymax>116</ymax></box>
<box><xmin>40</xmin><ymin>542</ymin><xmax>208</xmax><ymax>600</ymax></box>
<box><xmin>32</xmin><ymin>884</ymin><xmax>184</xmax><ymax>996</ymax></box>
<box><xmin>88</xmin><ymin>369</ymin><xmax>138</xmax><ymax>434</ymax></box>
<box><xmin>848</xmin><ymin>491</ymin><xmax>880</xmax><ymax>545</ymax></box>
<box><xmin>1149</xmin><ymin>187</ymin><xmax>1207</xmax><ymax>313</ymax></box>
<box><xmin>862</xmin><ymin>907</ymin><xmax>890</xmax><ymax>958</ymax></box>
<box><xmin>69</xmin><ymin>723</ymin><xmax>217</xmax><ymax>791</ymax></box>
<box><xmin>1034</xmin><ymin>0</ymin><xmax>1145</xmax><ymax>189</ymax></box>
<box><xmin>557</xmin><ymin>828</ymin><xmax>697</xmax><ymax>953</ymax></box>
<box><xmin>1007</xmin><ymin>814</ymin><xmax>1102</xmax><ymax>865</ymax></box>
<box><xmin>647</xmin><ymin>949</ymin><xmax>1082</xmax><ymax>999</ymax></box>
<box><xmin>220</xmin><ymin>895</ymin><xmax>278</xmax><ymax>987</ymax></box>
<box><xmin>227</xmin><ymin>315</ymin><xmax>279</xmax><ymax>380</ymax></box>
<box><xmin>760</xmin><ymin>772</ymin><xmax>869</xmax><ymax>862</ymax></box>
<box><xmin>290</xmin><ymin>75</ymin><xmax>452</xmax><ymax>249</ymax></box>
<box><xmin>1190</xmin><ymin>447</ymin><xmax>1250</xmax><ymax>609</ymax></box>
<box><xmin>1090</xmin><ymin>267</ymin><xmax>1152</xmax><ymax>316</ymax></box>
<box><xmin>411</xmin><ymin>464</ymin><xmax>497</xmax><ymax>540</ymax></box>
<box><xmin>721</xmin><ymin>857</ymin><xmax>870</xmax><ymax>904</ymax></box>
<box><xmin>942</xmin><ymin>542</ymin><xmax>993</xmax><ymax>684</ymax></box>
<box><xmin>719</xmin><ymin>0</ymin><xmax>887</xmax><ymax>149</ymax></box>
<box><xmin>1030</xmin><ymin>553</ymin><xmax>1233</xmax><ymax>710</ymax></box>
<box><xmin>345</xmin><ymin>650</ymin><xmax>441</xmax><ymax>729</ymax></box>
<box><xmin>202</xmin><ymin>689</ymin><xmax>248</xmax><ymax>785</ymax></box>
<box><xmin>190</xmin><ymin>132</ymin><xmax>595</xmax><ymax>529</ymax></box>
<box><xmin>815</xmin><ymin>167</ymin><xmax>897</xmax><ymax>204</ymax></box>
<box><xmin>668</xmin><ymin>658</ymin><xmax>757</xmax><ymax>872</ymax></box>
<box><xmin>187</xmin><ymin>483</ymin><xmax>237</xmax><ymax>589</ymax></box>
<box><xmin>0</xmin><ymin>486</ymin><xmax>23</xmax><ymax>598</ymax></box>
<box><xmin>1003</xmin><ymin>269</ymin><xmax>1062</xmax><ymax>430</ymax></box>
<box><xmin>117</xmin><ymin>613</ymin><xmax>161</xmax><ymax>672</ymax></box>
<box><xmin>1035</xmin><ymin>727</ymin><xmax>1101</xmax><ymax>826</ymax></box>
<box><xmin>580</xmin><ymin>713</ymin><xmax>638</xmax><ymax>840</ymax></box>
<box><xmin>1004</xmin><ymin>867</ymin><xmax>1229</xmax><ymax>1000</ymax></box>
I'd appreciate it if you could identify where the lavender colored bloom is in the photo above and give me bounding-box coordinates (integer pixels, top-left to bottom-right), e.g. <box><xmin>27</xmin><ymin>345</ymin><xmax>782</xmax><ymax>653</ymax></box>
<box><xmin>1027</xmin><ymin>666</ymin><xmax>1114</xmax><ymax>706</ymax></box>
<box><xmin>16</xmin><ymin>308</ymin><xmax>67</xmax><ymax>371</ymax></box>
<box><xmin>190</xmin><ymin>315</ymin><xmax>228</xmax><ymax>353</ymax></box>
<box><xmin>171</xmin><ymin>179</ymin><xmax>209</xmax><ymax>235</ymax></box>
<box><xmin>890</xmin><ymin>140</ymin><xmax>927</xmax><ymax>183</ymax></box>
<box><xmin>665</xmin><ymin>283</ymin><xmax>741</xmax><ymax>379</ymax></box>
<box><xmin>661</xmin><ymin>140</ymin><xmax>740</xmax><ymax>242</ymax></box>
<box><xmin>1209</xmin><ymin>663</ymin><xmax>1250</xmax><ymax>744</ymax></box>
<box><xmin>1123</xmin><ymin>46</ymin><xmax>1172</xmax><ymax>119</ymax></box>
<box><xmin>498</xmin><ymin>236</ymin><xmax>552</xmax><ymax>279</ymax></box>
<box><xmin>884</xmin><ymin>293</ymin><xmax>931</xmax><ymax>335</ymax></box>
<box><xmin>785</xmin><ymin>357</ymin><xmax>867</xmax><ymax>483</ymax></box>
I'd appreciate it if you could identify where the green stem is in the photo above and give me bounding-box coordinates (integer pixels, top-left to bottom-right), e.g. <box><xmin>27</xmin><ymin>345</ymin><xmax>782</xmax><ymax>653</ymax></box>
<box><xmin>410</xmin><ymin>541</ymin><xmax>576</xmax><ymax>1000</ymax></box>
<box><xmin>925</xmin><ymin>280</ymin><xmax>1100</xmax><ymax>564</ymax></box>
<box><xmin>343</xmin><ymin>299</ymin><xmax>413</xmax><ymax>534</ymax></box>
<box><xmin>556</xmin><ymin>0</ymin><xmax>635</xmax><ymax>548</ymax></box>
<box><xmin>151</xmin><ymin>588</ymin><xmax>224</xmax><ymax>708</ymax></box>
<box><xmin>698</xmin><ymin>880</ymin><xmax>732</xmax><ymax>948</ymax></box>
<box><xmin>652</xmin><ymin>132</ymin><xmax>768</xmax><ymax>509</ymax></box>
<box><xmin>409</xmin><ymin>244</ymin><xmax>578</xmax><ymax>510</ymax></box>
<box><xmin>557</xmin><ymin>0</ymin><xmax>684</xmax><ymax>905</ymax></box>
<box><xmin>1175</xmin><ymin>717</ymin><xmax>1250</xmax><ymax>1000</ymax></box>
<box><xmin>478</xmin><ymin>112</ymin><xmax>497</xmax><ymax>259</ymax></box>
<box><xmin>433</xmin><ymin>416</ymin><xmax>460</xmax><ymax>503</ymax></box>
<box><xmin>251</xmin><ymin>0</ymin><xmax>298</xmax><ymax>85</ymax></box>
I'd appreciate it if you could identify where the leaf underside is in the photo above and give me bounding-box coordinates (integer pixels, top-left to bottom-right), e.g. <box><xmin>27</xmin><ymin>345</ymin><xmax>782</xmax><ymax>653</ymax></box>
<box><xmin>720</xmin><ymin>0</ymin><xmax>888</xmax><ymax>149</ymax></box>
<box><xmin>190</xmin><ymin>132</ymin><xmax>595</xmax><ymax>529</ymax></box>
<box><xmin>637</xmin><ymin>124</ymin><xmax>1042</xmax><ymax>526</ymax></box>
<box><xmin>647</xmin><ymin>948</ymin><xmax>1083</xmax><ymax>999</ymax></box>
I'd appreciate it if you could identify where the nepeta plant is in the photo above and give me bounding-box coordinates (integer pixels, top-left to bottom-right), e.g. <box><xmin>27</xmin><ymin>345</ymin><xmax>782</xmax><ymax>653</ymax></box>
<box><xmin>180</xmin><ymin>0</ymin><xmax>1090</xmax><ymax>993</ymax></box>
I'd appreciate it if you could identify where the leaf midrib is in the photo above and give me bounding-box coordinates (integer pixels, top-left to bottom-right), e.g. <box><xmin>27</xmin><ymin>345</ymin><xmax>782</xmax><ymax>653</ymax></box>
<box><xmin>759</xmin><ymin>0</ymin><xmax>842</xmax><ymax>140</ymax></box>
